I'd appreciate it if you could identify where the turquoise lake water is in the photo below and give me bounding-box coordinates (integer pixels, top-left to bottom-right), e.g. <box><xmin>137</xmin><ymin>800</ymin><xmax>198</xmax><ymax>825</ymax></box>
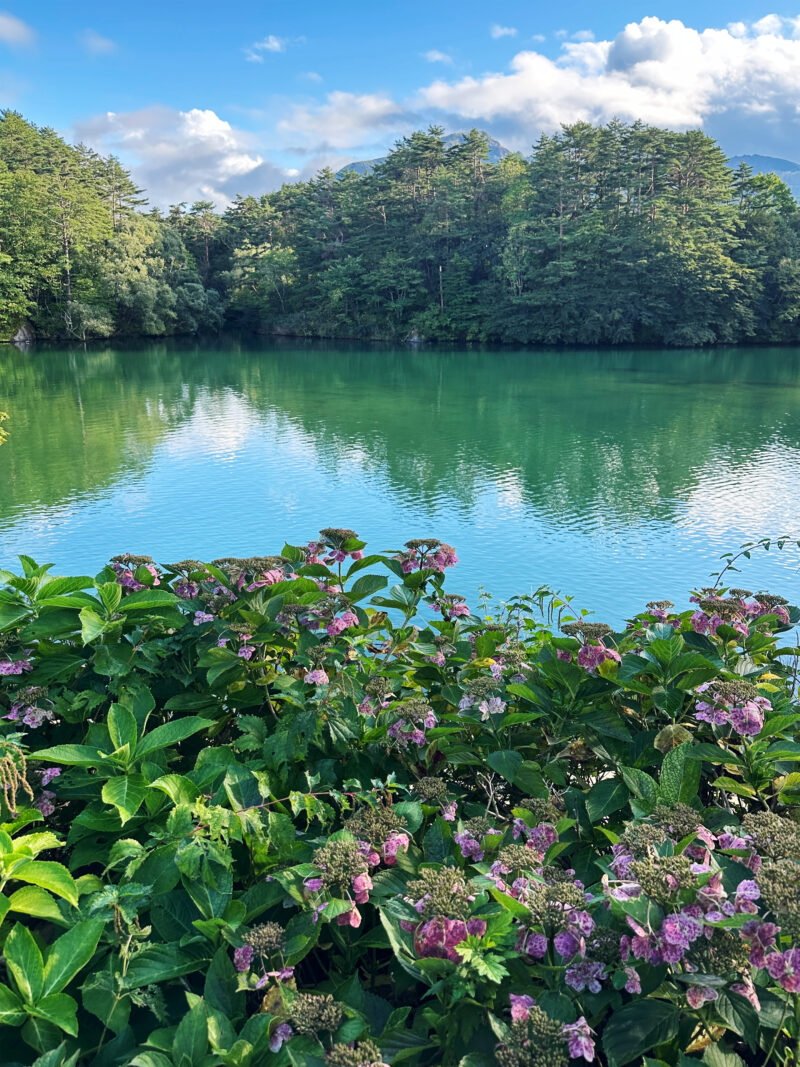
<box><xmin>2</xmin><ymin>339</ymin><xmax>800</xmax><ymax>623</ymax></box>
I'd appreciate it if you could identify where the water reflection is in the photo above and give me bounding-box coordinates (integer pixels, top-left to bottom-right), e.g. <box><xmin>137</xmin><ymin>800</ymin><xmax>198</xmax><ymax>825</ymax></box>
<box><xmin>1</xmin><ymin>339</ymin><xmax>800</xmax><ymax>620</ymax></box>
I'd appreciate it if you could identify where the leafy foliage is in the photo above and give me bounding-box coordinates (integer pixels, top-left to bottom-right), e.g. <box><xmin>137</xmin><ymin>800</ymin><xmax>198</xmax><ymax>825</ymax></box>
<box><xmin>1</xmin><ymin>534</ymin><xmax>800</xmax><ymax>1064</ymax></box>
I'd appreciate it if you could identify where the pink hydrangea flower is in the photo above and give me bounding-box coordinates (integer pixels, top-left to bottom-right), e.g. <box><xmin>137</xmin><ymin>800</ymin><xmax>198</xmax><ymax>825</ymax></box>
<box><xmin>382</xmin><ymin>831</ymin><xmax>410</xmax><ymax>866</ymax></box>
<box><xmin>509</xmin><ymin>994</ymin><xmax>535</xmax><ymax>1022</ymax></box>
<box><xmin>686</xmin><ymin>984</ymin><xmax>718</xmax><ymax>1008</ymax></box>
<box><xmin>304</xmin><ymin>669</ymin><xmax>329</xmax><ymax>685</ymax></box>
<box><xmin>352</xmin><ymin>872</ymin><xmax>373</xmax><ymax>904</ymax></box>
<box><xmin>336</xmin><ymin>906</ymin><xmax>362</xmax><ymax>928</ymax></box>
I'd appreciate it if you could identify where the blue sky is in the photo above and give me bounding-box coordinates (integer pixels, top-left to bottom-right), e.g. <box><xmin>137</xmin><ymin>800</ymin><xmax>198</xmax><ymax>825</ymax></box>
<box><xmin>4</xmin><ymin>2</ymin><xmax>800</xmax><ymax>205</ymax></box>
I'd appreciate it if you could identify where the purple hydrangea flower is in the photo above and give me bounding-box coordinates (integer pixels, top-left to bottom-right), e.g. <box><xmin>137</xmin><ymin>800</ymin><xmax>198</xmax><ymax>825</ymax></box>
<box><xmin>233</xmin><ymin>945</ymin><xmax>254</xmax><ymax>972</ymax></box>
<box><xmin>269</xmin><ymin>1023</ymin><xmax>293</xmax><ymax>1052</ymax></box>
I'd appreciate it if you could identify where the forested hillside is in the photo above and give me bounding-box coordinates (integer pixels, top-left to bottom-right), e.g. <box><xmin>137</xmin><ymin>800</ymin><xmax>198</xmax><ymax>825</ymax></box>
<box><xmin>0</xmin><ymin>111</ymin><xmax>222</xmax><ymax>340</ymax></box>
<box><xmin>5</xmin><ymin>113</ymin><xmax>800</xmax><ymax>346</ymax></box>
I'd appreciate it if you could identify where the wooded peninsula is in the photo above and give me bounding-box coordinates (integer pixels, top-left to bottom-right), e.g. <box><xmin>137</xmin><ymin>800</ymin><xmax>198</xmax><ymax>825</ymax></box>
<box><xmin>3</xmin><ymin>110</ymin><xmax>800</xmax><ymax>346</ymax></box>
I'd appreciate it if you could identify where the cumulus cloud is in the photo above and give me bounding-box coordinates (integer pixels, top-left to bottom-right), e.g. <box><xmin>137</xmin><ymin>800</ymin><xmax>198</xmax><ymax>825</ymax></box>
<box><xmin>245</xmin><ymin>34</ymin><xmax>285</xmax><ymax>61</ymax></box>
<box><xmin>423</xmin><ymin>49</ymin><xmax>453</xmax><ymax>64</ymax></box>
<box><xmin>277</xmin><ymin>91</ymin><xmax>413</xmax><ymax>149</ymax></box>
<box><xmin>80</xmin><ymin>29</ymin><xmax>116</xmax><ymax>55</ymax></box>
<box><xmin>412</xmin><ymin>16</ymin><xmax>800</xmax><ymax>156</ymax></box>
<box><xmin>490</xmin><ymin>24</ymin><xmax>517</xmax><ymax>39</ymax></box>
<box><xmin>74</xmin><ymin>107</ymin><xmax>292</xmax><ymax>207</ymax></box>
<box><xmin>303</xmin><ymin>70</ymin><xmax>323</xmax><ymax>82</ymax></box>
<box><xmin>0</xmin><ymin>11</ymin><xmax>33</xmax><ymax>46</ymax></box>
<box><xmin>571</xmin><ymin>30</ymin><xmax>595</xmax><ymax>42</ymax></box>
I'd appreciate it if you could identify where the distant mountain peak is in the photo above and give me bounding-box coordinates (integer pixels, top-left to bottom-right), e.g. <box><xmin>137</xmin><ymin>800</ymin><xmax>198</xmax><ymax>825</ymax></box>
<box><xmin>337</xmin><ymin>130</ymin><xmax>511</xmax><ymax>177</ymax></box>
<box><xmin>727</xmin><ymin>153</ymin><xmax>800</xmax><ymax>173</ymax></box>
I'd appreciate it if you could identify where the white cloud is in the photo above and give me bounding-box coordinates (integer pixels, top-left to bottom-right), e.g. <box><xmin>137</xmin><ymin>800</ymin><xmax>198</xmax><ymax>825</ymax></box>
<box><xmin>752</xmin><ymin>14</ymin><xmax>783</xmax><ymax>35</ymax></box>
<box><xmin>531</xmin><ymin>34</ymin><xmax>546</xmax><ymax>43</ymax></box>
<box><xmin>490</xmin><ymin>24</ymin><xmax>517</xmax><ymax>39</ymax></box>
<box><xmin>74</xmin><ymin>106</ymin><xmax>292</xmax><ymax>208</ymax></box>
<box><xmin>303</xmin><ymin>70</ymin><xmax>323</xmax><ymax>82</ymax></box>
<box><xmin>571</xmin><ymin>30</ymin><xmax>595</xmax><ymax>42</ymax></box>
<box><xmin>410</xmin><ymin>16</ymin><xmax>800</xmax><ymax>157</ymax></box>
<box><xmin>278</xmin><ymin>91</ymin><xmax>411</xmax><ymax>149</ymax></box>
<box><xmin>423</xmin><ymin>49</ymin><xmax>453</xmax><ymax>64</ymax></box>
<box><xmin>0</xmin><ymin>11</ymin><xmax>33</xmax><ymax>46</ymax></box>
<box><xmin>80</xmin><ymin>29</ymin><xmax>116</xmax><ymax>55</ymax></box>
<box><xmin>245</xmin><ymin>34</ymin><xmax>285</xmax><ymax>62</ymax></box>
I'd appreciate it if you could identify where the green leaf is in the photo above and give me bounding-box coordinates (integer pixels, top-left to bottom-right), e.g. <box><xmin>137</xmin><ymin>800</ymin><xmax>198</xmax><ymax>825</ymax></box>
<box><xmin>79</xmin><ymin>607</ymin><xmax>108</xmax><ymax>644</ymax></box>
<box><xmin>585</xmin><ymin>778</ymin><xmax>629</xmax><ymax>822</ymax></box>
<box><xmin>486</xmin><ymin>750</ymin><xmax>523</xmax><ymax>784</ymax></box>
<box><xmin>5</xmin><ymin>922</ymin><xmax>44</xmax><ymax>1002</ymax></box>
<box><xmin>123</xmin><ymin>944</ymin><xmax>206</xmax><ymax>988</ymax></box>
<box><xmin>621</xmin><ymin>766</ymin><xmax>658</xmax><ymax>804</ymax></box>
<box><xmin>129</xmin><ymin>1055</ymin><xmax>174</xmax><ymax>1067</ymax></box>
<box><xmin>97</xmin><ymin>582</ymin><xmax>123</xmax><ymax>615</ymax></box>
<box><xmin>347</xmin><ymin>573</ymin><xmax>389</xmax><ymax>602</ymax></box>
<box><xmin>38</xmin><ymin>576</ymin><xmax>94</xmax><ymax>599</ymax></box>
<box><xmin>31</xmin><ymin>745</ymin><xmax>109</xmax><ymax>768</ymax></box>
<box><xmin>28</xmin><ymin>993</ymin><xmax>78</xmax><ymax>1036</ymax></box>
<box><xmin>7</xmin><ymin>885</ymin><xmax>67</xmax><ymax>924</ymax></box>
<box><xmin>108</xmin><ymin>703</ymin><xmax>138</xmax><ymax>754</ymax></box>
<box><xmin>102</xmin><ymin>774</ymin><xmax>148</xmax><ymax>824</ymax></box>
<box><xmin>172</xmin><ymin>999</ymin><xmax>208</xmax><ymax>1066</ymax></box>
<box><xmin>715</xmin><ymin>990</ymin><xmax>759</xmax><ymax>1050</ymax></box>
<box><xmin>0</xmin><ymin>593</ymin><xmax>31</xmax><ymax>631</ymax></box>
<box><xmin>30</xmin><ymin>1043</ymin><xmax>81</xmax><ymax>1067</ymax></box>
<box><xmin>0</xmin><ymin>983</ymin><xmax>26</xmax><ymax>1025</ymax></box>
<box><xmin>11</xmin><ymin>860</ymin><xmax>78</xmax><ymax>907</ymax></box>
<box><xmin>43</xmin><ymin>920</ymin><xmax>104</xmax><ymax>996</ymax></box>
<box><xmin>136</xmin><ymin>717</ymin><xmax>209</xmax><ymax>757</ymax></box>
<box><xmin>602</xmin><ymin>1000</ymin><xmax>681</xmax><ymax>1065</ymax></box>
<box><xmin>81</xmin><ymin>969</ymin><xmax>130</xmax><ymax>1034</ymax></box>
<box><xmin>149</xmin><ymin>774</ymin><xmax>200</xmax><ymax>806</ymax></box>
<box><xmin>659</xmin><ymin>742</ymin><xmax>701</xmax><ymax>805</ymax></box>
<box><xmin>701</xmin><ymin>1045</ymin><xmax>746</xmax><ymax>1067</ymax></box>
<box><xmin>117</xmin><ymin>589</ymin><xmax>179</xmax><ymax>611</ymax></box>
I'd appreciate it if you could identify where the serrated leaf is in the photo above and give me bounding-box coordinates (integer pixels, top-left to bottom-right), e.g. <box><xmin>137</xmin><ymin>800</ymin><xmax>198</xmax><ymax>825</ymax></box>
<box><xmin>11</xmin><ymin>860</ymin><xmax>78</xmax><ymax>906</ymax></box>
<box><xmin>29</xmin><ymin>993</ymin><xmax>78</xmax><ymax>1036</ymax></box>
<box><xmin>136</xmin><ymin>716</ymin><xmax>208</xmax><ymax>757</ymax></box>
<box><xmin>108</xmin><ymin>703</ymin><xmax>138</xmax><ymax>753</ymax></box>
<box><xmin>7</xmin><ymin>885</ymin><xmax>67</xmax><ymax>924</ymax></box>
<box><xmin>486</xmin><ymin>749</ymin><xmax>523</xmax><ymax>784</ymax></box>
<box><xmin>0</xmin><ymin>983</ymin><xmax>26</xmax><ymax>1025</ymax></box>
<box><xmin>5</xmin><ymin>923</ymin><xmax>44</xmax><ymax>1002</ymax></box>
<box><xmin>102</xmin><ymin>775</ymin><xmax>148</xmax><ymax>824</ymax></box>
<box><xmin>43</xmin><ymin>920</ymin><xmax>104</xmax><ymax>996</ymax></box>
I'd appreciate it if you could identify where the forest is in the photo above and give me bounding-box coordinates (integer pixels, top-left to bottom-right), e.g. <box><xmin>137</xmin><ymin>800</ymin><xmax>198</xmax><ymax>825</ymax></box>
<box><xmin>4</xmin><ymin>111</ymin><xmax>800</xmax><ymax>346</ymax></box>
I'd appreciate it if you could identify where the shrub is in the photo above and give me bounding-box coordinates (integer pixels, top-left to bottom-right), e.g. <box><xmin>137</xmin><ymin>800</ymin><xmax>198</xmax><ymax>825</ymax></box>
<box><xmin>0</xmin><ymin>534</ymin><xmax>799</xmax><ymax>1065</ymax></box>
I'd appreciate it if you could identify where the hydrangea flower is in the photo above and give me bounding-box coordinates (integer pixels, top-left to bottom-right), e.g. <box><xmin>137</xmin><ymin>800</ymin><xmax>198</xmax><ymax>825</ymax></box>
<box><xmin>562</xmin><ymin>1017</ymin><xmax>595</xmax><ymax>1061</ymax></box>
<box><xmin>234</xmin><ymin>945</ymin><xmax>254</xmax><ymax>972</ymax></box>
<box><xmin>304</xmin><ymin>669</ymin><xmax>329</xmax><ymax>685</ymax></box>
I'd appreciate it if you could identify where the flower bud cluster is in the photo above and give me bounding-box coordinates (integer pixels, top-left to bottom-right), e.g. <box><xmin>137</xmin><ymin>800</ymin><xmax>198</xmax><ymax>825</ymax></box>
<box><xmin>288</xmin><ymin>993</ymin><xmax>345</xmax><ymax>1036</ymax></box>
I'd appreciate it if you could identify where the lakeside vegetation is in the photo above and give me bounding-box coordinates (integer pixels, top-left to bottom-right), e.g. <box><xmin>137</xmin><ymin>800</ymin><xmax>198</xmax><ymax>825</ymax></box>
<box><xmin>2</xmin><ymin>531</ymin><xmax>800</xmax><ymax>1064</ymax></box>
<box><xmin>5</xmin><ymin>112</ymin><xmax>800</xmax><ymax>346</ymax></box>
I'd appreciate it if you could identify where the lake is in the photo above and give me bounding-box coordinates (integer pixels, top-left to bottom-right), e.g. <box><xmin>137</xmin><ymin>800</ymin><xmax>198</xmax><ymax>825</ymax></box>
<box><xmin>2</xmin><ymin>339</ymin><xmax>800</xmax><ymax>624</ymax></box>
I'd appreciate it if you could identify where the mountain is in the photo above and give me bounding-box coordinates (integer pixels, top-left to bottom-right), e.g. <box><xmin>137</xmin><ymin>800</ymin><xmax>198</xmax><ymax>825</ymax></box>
<box><xmin>728</xmin><ymin>154</ymin><xmax>800</xmax><ymax>199</ymax></box>
<box><xmin>728</xmin><ymin>154</ymin><xmax>800</xmax><ymax>173</ymax></box>
<box><xmin>337</xmin><ymin>130</ymin><xmax>511</xmax><ymax>176</ymax></box>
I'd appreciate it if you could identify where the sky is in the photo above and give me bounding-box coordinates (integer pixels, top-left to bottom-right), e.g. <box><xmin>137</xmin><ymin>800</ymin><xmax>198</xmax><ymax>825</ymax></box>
<box><xmin>4</xmin><ymin>2</ymin><xmax>800</xmax><ymax>207</ymax></box>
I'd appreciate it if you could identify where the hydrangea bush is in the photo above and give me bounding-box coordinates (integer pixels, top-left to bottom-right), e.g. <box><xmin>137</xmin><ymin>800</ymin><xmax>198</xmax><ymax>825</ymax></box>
<box><xmin>0</xmin><ymin>531</ymin><xmax>799</xmax><ymax>1066</ymax></box>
